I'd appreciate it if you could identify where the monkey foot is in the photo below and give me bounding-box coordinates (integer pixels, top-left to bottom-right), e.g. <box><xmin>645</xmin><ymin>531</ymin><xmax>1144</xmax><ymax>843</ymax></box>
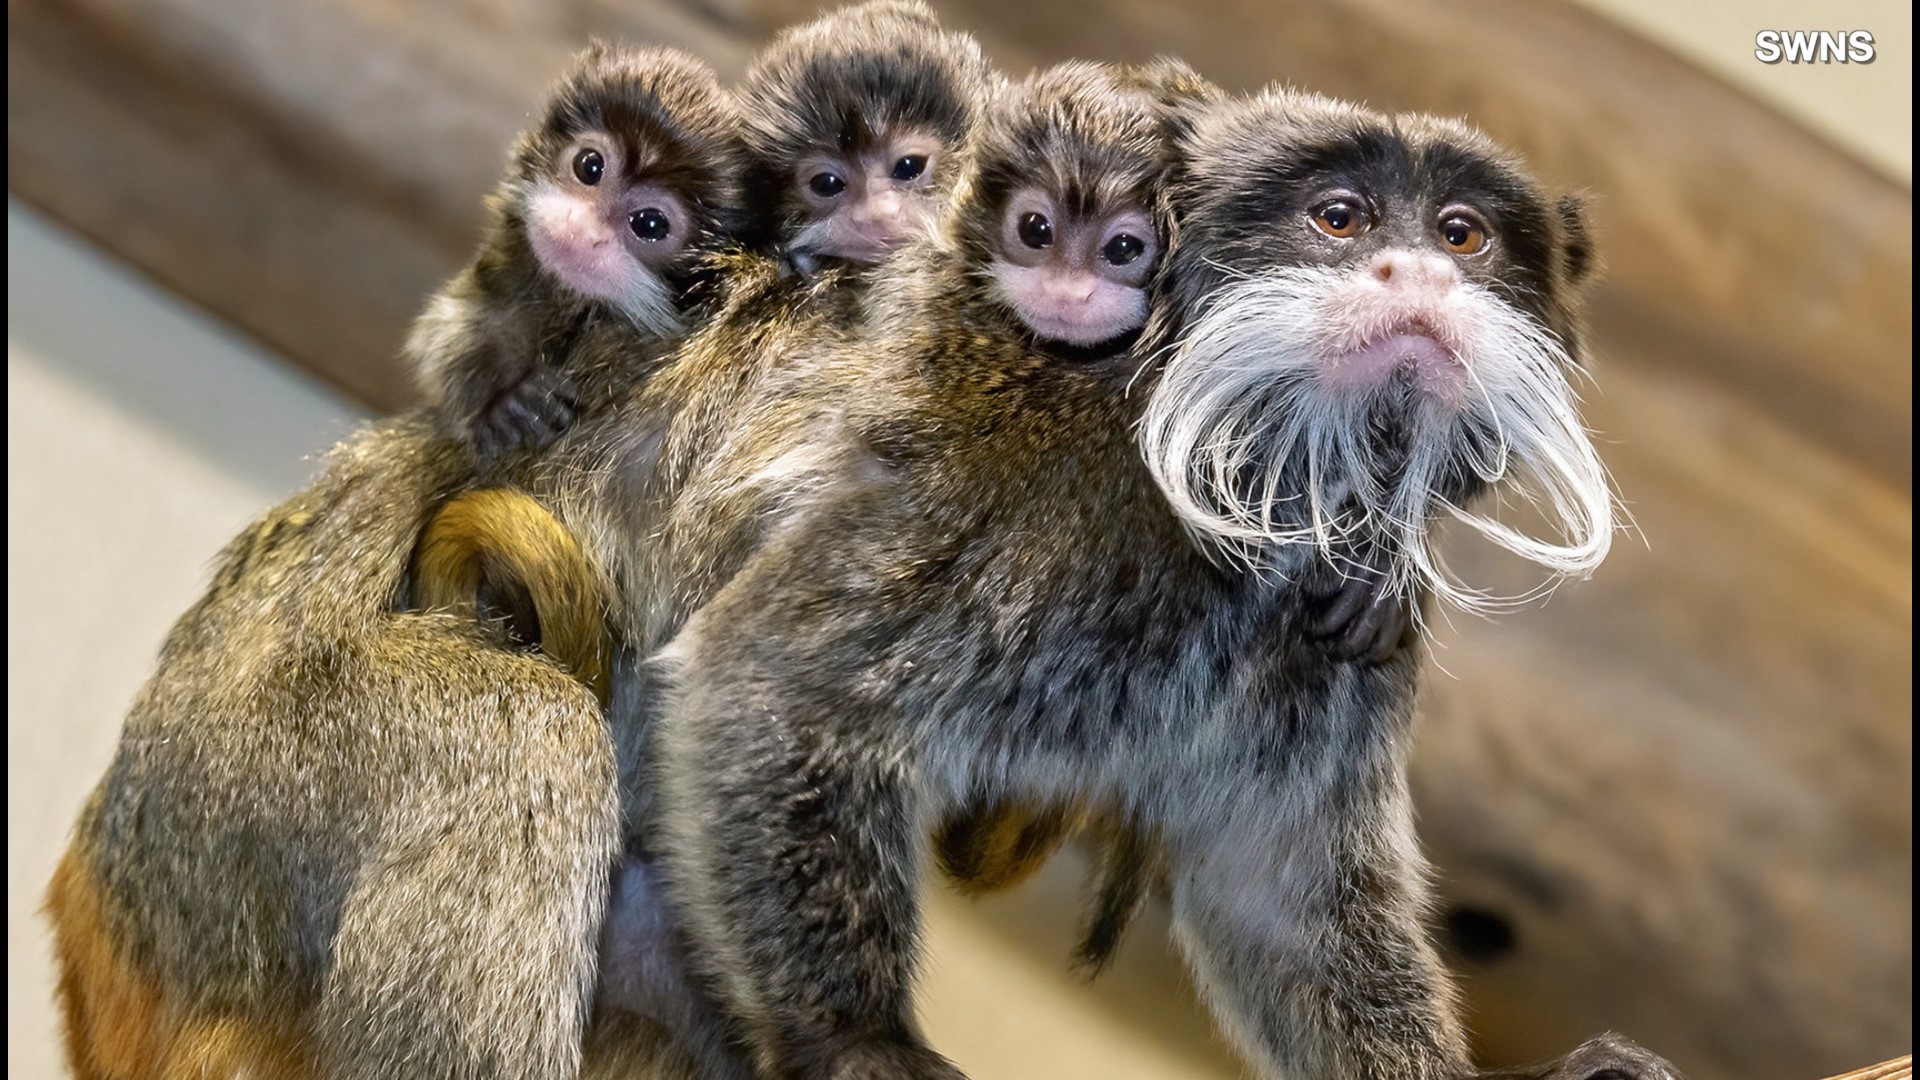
<box><xmin>804</xmin><ymin>1035</ymin><xmax>968</xmax><ymax>1080</ymax></box>
<box><xmin>1475</xmin><ymin>1033</ymin><xmax>1680</xmax><ymax>1080</ymax></box>
<box><xmin>476</xmin><ymin>367</ymin><xmax>580</xmax><ymax>459</ymax></box>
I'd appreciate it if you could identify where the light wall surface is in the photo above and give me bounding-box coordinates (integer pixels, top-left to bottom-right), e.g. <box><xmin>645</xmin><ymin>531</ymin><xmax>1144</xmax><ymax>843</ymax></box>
<box><xmin>1571</xmin><ymin>0</ymin><xmax>1911</xmax><ymax>180</ymax></box>
<box><xmin>6</xmin><ymin>200</ymin><xmax>367</xmax><ymax>1077</ymax></box>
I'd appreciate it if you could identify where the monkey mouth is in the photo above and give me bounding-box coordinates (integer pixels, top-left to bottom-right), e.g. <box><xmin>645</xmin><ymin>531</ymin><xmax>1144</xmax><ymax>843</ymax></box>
<box><xmin>1326</xmin><ymin>322</ymin><xmax>1466</xmax><ymax>400</ymax></box>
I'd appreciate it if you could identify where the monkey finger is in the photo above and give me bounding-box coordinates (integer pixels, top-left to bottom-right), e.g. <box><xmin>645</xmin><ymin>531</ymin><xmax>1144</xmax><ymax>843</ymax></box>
<box><xmin>1308</xmin><ymin>571</ymin><xmax>1377</xmax><ymax>642</ymax></box>
<box><xmin>1358</xmin><ymin>592</ymin><xmax>1413</xmax><ymax>665</ymax></box>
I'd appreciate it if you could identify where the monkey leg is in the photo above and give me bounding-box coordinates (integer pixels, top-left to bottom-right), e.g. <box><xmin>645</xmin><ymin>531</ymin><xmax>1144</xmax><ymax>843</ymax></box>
<box><xmin>1165</xmin><ymin>759</ymin><xmax>1472</xmax><ymax>1080</ymax></box>
<box><xmin>307</xmin><ymin>634</ymin><xmax>622</xmax><ymax>1080</ymax></box>
<box><xmin>655</xmin><ymin>652</ymin><xmax>964</xmax><ymax>1080</ymax></box>
<box><xmin>47</xmin><ymin>845</ymin><xmax>319</xmax><ymax>1080</ymax></box>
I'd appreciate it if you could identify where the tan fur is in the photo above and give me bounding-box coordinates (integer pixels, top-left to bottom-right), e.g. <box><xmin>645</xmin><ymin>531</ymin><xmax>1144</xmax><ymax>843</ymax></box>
<box><xmin>46</xmin><ymin>847</ymin><xmax>317</xmax><ymax>1080</ymax></box>
<box><xmin>414</xmin><ymin>479</ymin><xmax>1082</xmax><ymax>907</ymax></box>
<box><xmin>411</xmin><ymin>487</ymin><xmax>611</xmax><ymax>703</ymax></box>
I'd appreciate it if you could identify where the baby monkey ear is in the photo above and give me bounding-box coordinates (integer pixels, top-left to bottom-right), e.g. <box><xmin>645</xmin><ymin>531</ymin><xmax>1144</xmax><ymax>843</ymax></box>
<box><xmin>1555</xmin><ymin>193</ymin><xmax>1597</xmax><ymax>287</ymax></box>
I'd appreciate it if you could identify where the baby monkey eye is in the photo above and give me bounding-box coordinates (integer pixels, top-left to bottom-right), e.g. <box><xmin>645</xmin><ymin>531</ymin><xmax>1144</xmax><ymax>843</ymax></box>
<box><xmin>808</xmin><ymin>172</ymin><xmax>848</xmax><ymax>198</ymax></box>
<box><xmin>572</xmin><ymin>148</ymin><xmax>606</xmax><ymax>187</ymax></box>
<box><xmin>1310</xmin><ymin>199</ymin><xmax>1367</xmax><ymax>239</ymax></box>
<box><xmin>1440</xmin><ymin>214</ymin><xmax>1489</xmax><ymax>255</ymax></box>
<box><xmin>891</xmin><ymin>155</ymin><xmax>929</xmax><ymax>182</ymax></box>
<box><xmin>1102</xmin><ymin>233</ymin><xmax>1146</xmax><ymax>266</ymax></box>
<box><xmin>1017</xmin><ymin>212</ymin><xmax>1054</xmax><ymax>249</ymax></box>
<box><xmin>629</xmin><ymin>208</ymin><xmax>672</xmax><ymax>242</ymax></box>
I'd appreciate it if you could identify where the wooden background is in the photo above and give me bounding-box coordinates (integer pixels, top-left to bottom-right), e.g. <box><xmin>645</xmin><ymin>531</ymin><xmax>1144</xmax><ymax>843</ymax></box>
<box><xmin>8</xmin><ymin>1</ymin><xmax>1911</xmax><ymax>1077</ymax></box>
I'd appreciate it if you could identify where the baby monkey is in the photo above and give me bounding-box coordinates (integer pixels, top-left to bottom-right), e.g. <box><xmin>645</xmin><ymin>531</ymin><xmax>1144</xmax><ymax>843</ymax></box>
<box><xmin>46</xmin><ymin>46</ymin><xmax>757</xmax><ymax>1080</ymax></box>
<box><xmin>409</xmin><ymin>44</ymin><xmax>743</xmax><ymax>460</ymax></box>
<box><xmin>738</xmin><ymin>0</ymin><xmax>991</xmax><ymax>274</ymax></box>
<box><xmin>643</xmin><ymin>60</ymin><xmax>1179</xmax><ymax>1079</ymax></box>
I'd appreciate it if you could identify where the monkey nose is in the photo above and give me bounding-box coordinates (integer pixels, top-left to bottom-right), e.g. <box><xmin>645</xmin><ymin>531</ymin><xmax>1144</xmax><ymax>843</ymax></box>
<box><xmin>1045</xmin><ymin>275</ymin><xmax>1097</xmax><ymax>304</ymax></box>
<box><xmin>1369</xmin><ymin>250</ymin><xmax>1458</xmax><ymax>291</ymax></box>
<box><xmin>856</xmin><ymin>193</ymin><xmax>906</xmax><ymax>230</ymax></box>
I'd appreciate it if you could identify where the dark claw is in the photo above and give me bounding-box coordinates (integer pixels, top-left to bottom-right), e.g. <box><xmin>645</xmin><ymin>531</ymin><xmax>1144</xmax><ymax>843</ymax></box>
<box><xmin>1311</xmin><ymin>571</ymin><xmax>1374</xmax><ymax>640</ymax></box>
<box><xmin>1477</xmin><ymin>1033</ymin><xmax>1681</xmax><ymax>1080</ymax></box>
<box><xmin>1307</xmin><ymin>547</ymin><xmax>1412</xmax><ymax>665</ymax></box>
<box><xmin>474</xmin><ymin>369</ymin><xmax>581</xmax><ymax>458</ymax></box>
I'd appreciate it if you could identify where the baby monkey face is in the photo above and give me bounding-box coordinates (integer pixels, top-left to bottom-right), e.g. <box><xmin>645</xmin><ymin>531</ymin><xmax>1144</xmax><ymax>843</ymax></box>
<box><xmin>791</xmin><ymin>130</ymin><xmax>946</xmax><ymax>264</ymax></box>
<box><xmin>989</xmin><ymin>186</ymin><xmax>1157</xmax><ymax>347</ymax></box>
<box><xmin>962</xmin><ymin>63</ymin><xmax>1169</xmax><ymax>348</ymax></box>
<box><xmin>525</xmin><ymin>133</ymin><xmax>697</xmax><ymax>319</ymax></box>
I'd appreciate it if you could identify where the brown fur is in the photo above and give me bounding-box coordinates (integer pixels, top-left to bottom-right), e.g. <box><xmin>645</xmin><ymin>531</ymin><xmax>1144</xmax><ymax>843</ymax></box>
<box><xmin>46</xmin><ymin>847</ymin><xmax>318</xmax><ymax>1080</ymax></box>
<box><xmin>409</xmin><ymin>487</ymin><xmax>611</xmax><ymax>702</ymax></box>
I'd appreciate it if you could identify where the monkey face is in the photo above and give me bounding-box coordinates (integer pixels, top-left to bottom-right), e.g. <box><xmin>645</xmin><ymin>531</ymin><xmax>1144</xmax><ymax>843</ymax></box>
<box><xmin>739</xmin><ymin>0</ymin><xmax>990</xmax><ymax>267</ymax></box>
<box><xmin>513</xmin><ymin>45</ymin><xmax>744</xmax><ymax>333</ymax></box>
<box><xmin>520</xmin><ymin>134</ymin><xmax>699</xmax><ymax>335</ymax></box>
<box><xmin>786</xmin><ymin>128</ymin><xmax>948</xmax><ymax>264</ymax></box>
<box><xmin>955</xmin><ymin>63</ymin><xmax>1171</xmax><ymax>349</ymax></box>
<box><xmin>1141</xmin><ymin>92</ymin><xmax>1611</xmax><ymax>609</ymax></box>
<box><xmin>985</xmin><ymin>187</ymin><xmax>1157</xmax><ymax>347</ymax></box>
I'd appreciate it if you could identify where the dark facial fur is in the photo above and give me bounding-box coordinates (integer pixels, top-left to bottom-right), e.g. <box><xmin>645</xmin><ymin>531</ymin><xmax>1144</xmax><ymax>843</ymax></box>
<box><xmin>409</xmin><ymin>44</ymin><xmax>745</xmax><ymax>463</ymax></box>
<box><xmin>737</xmin><ymin>0</ymin><xmax>991</xmax><ymax>272</ymax></box>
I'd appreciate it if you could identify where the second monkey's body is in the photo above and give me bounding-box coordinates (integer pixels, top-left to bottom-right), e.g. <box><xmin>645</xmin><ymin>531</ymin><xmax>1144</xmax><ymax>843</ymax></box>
<box><xmin>537</xmin><ymin>72</ymin><xmax>1661</xmax><ymax>1080</ymax></box>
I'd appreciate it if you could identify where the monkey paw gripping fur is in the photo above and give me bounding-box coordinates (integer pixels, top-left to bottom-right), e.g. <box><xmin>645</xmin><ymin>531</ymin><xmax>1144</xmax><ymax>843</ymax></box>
<box><xmin>43</xmin><ymin>6</ymin><xmax>1680</xmax><ymax>1080</ymax></box>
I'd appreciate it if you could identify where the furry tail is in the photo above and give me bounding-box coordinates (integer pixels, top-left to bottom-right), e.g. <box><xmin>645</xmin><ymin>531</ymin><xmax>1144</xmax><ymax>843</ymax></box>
<box><xmin>934</xmin><ymin>798</ymin><xmax>1158</xmax><ymax>974</ymax></box>
<box><xmin>408</xmin><ymin>488</ymin><xmax>609</xmax><ymax>702</ymax></box>
<box><xmin>934</xmin><ymin>798</ymin><xmax>1080</xmax><ymax>898</ymax></box>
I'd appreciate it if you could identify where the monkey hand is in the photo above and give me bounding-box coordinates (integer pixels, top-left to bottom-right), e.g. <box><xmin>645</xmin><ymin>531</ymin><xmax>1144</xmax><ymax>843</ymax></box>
<box><xmin>475</xmin><ymin>366</ymin><xmax>581</xmax><ymax>459</ymax></box>
<box><xmin>1306</xmin><ymin>541</ymin><xmax>1414</xmax><ymax>665</ymax></box>
<box><xmin>1473</xmin><ymin>1033</ymin><xmax>1680</xmax><ymax>1080</ymax></box>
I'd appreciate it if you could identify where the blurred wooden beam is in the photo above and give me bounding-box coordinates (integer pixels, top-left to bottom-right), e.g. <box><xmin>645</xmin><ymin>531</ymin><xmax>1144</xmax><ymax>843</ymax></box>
<box><xmin>1826</xmin><ymin>1057</ymin><xmax>1914</xmax><ymax>1080</ymax></box>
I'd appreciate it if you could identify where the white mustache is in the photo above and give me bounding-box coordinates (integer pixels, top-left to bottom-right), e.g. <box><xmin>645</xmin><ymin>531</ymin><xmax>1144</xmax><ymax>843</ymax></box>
<box><xmin>1138</xmin><ymin>265</ymin><xmax>1617</xmax><ymax>612</ymax></box>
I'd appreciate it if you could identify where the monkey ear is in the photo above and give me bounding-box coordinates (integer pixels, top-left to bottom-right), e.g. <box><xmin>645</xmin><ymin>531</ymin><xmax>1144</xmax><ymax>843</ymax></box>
<box><xmin>1555</xmin><ymin>194</ymin><xmax>1596</xmax><ymax>286</ymax></box>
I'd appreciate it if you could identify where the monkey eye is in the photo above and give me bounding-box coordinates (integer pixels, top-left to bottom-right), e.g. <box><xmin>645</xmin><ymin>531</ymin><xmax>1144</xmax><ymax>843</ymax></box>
<box><xmin>808</xmin><ymin>172</ymin><xmax>848</xmax><ymax>198</ymax></box>
<box><xmin>572</xmin><ymin>148</ymin><xmax>606</xmax><ymax>187</ymax></box>
<box><xmin>1017</xmin><ymin>212</ymin><xmax>1054</xmax><ymax>250</ymax></box>
<box><xmin>1310</xmin><ymin>199</ymin><xmax>1367</xmax><ymax>239</ymax></box>
<box><xmin>629</xmin><ymin>208</ymin><xmax>672</xmax><ymax>242</ymax></box>
<box><xmin>1102</xmin><ymin>233</ymin><xmax>1146</xmax><ymax>266</ymax></box>
<box><xmin>891</xmin><ymin>155</ymin><xmax>929</xmax><ymax>182</ymax></box>
<box><xmin>1439</xmin><ymin>214</ymin><xmax>1490</xmax><ymax>256</ymax></box>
